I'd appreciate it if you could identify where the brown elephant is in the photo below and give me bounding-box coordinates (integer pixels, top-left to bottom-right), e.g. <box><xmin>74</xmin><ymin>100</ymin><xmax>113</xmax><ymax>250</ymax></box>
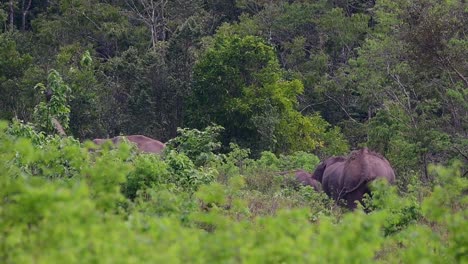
<box><xmin>311</xmin><ymin>148</ymin><xmax>395</xmax><ymax>209</ymax></box>
<box><xmin>93</xmin><ymin>135</ymin><xmax>166</xmax><ymax>154</ymax></box>
<box><xmin>279</xmin><ymin>169</ymin><xmax>322</xmax><ymax>192</ymax></box>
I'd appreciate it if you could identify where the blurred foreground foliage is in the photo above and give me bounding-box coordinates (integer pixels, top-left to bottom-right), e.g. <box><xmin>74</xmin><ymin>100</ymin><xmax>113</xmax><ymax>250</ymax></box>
<box><xmin>0</xmin><ymin>121</ymin><xmax>466</xmax><ymax>263</ymax></box>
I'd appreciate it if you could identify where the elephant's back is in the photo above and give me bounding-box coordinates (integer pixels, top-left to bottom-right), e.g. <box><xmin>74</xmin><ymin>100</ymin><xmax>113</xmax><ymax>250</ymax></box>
<box><xmin>342</xmin><ymin>150</ymin><xmax>395</xmax><ymax>191</ymax></box>
<box><xmin>341</xmin><ymin>157</ymin><xmax>367</xmax><ymax>194</ymax></box>
<box><xmin>139</xmin><ymin>140</ymin><xmax>166</xmax><ymax>154</ymax></box>
<box><xmin>366</xmin><ymin>154</ymin><xmax>396</xmax><ymax>183</ymax></box>
<box><xmin>112</xmin><ymin>135</ymin><xmax>166</xmax><ymax>154</ymax></box>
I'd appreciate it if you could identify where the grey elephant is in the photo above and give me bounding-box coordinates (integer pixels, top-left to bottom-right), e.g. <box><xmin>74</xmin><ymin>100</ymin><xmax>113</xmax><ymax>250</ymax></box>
<box><xmin>279</xmin><ymin>169</ymin><xmax>322</xmax><ymax>192</ymax></box>
<box><xmin>311</xmin><ymin>148</ymin><xmax>396</xmax><ymax>209</ymax></box>
<box><xmin>93</xmin><ymin>135</ymin><xmax>166</xmax><ymax>154</ymax></box>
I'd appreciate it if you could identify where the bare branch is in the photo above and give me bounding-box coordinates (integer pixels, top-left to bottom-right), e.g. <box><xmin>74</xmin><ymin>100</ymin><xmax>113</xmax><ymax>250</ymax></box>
<box><xmin>447</xmin><ymin>60</ymin><xmax>468</xmax><ymax>87</ymax></box>
<box><xmin>453</xmin><ymin>145</ymin><xmax>468</xmax><ymax>161</ymax></box>
<box><xmin>299</xmin><ymin>100</ymin><xmax>331</xmax><ymax>113</ymax></box>
<box><xmin>323</xmin><ymin>93</ymin><xmax>358</xmax><ymax>123</ymax></box>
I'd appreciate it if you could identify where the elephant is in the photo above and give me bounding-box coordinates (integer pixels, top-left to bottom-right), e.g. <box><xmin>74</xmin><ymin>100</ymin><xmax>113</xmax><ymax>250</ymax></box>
<box><xmin>311</xmin><ymin>148</ymin><xmax>395</xmax><ymax>209</ymax></box>
<box><xmin>93</xmin><ymin>135</ymin><xmax>166</xmax><ymax>154</ymax></box>
<box><xmin>278</xmin><ymin>169</ymin><xmax>322</xmax><ymax>192</ymax></box>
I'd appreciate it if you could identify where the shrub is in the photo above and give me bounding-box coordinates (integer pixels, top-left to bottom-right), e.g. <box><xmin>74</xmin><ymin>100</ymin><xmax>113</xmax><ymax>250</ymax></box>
<box><xmin>165</xmin><ymin>125</ymin><xmax>224</xmax><ymax>167</ymax></box>
<box><xmin>164</xmin><ymin>150</ymin><xmax>216</xmax><ymax>191</ymax></box>
<box><xmin>1</xmin><ymin>118</ymin><xmax>466</xmax><ymax>263</ymax></box>
<box><xmin>367</xmin><ymin>179</ymin><xmax>421</xmax><ymax>236</ymax></box>
<box><xmin>122</xmin><ymin>154</ymin><xmax>170</xmax><ymax>200</ymax></box>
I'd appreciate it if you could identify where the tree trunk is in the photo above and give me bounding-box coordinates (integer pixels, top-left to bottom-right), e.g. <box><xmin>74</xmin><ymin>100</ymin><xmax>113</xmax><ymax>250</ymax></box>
<box><xmin>422</xmin><ymin>153</ymin><xmax>429</xmax><ymax>182</ymax></box>
<box><xmin>151</xmin><ymin>25</ymin><xmax>157</xmax><ymax>49</ymax></box>
<box><xmin>22</xmin><ymin>0</ymin><xmax>33</xmax><ymax>31</ymax></box>
<box><xmin>9</xmin><ymin>0</ymin><xmax>14</xmax><ymax>31</ymax></box>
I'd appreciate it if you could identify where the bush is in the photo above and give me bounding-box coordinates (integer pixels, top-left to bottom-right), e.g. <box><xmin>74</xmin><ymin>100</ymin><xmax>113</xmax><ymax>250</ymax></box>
<box><xmin>165</xmin><ymin>125</ymin><xmax>224</xmax><ymax>167</ymax></box>
<box><xmin>367</xmin><ymin>179</ymin><xmax>421</xmax><ymax>236</ymax></box>
<box><xmin>0</xmin><ymin>119</ymin><xmax>466</xmax><ymax>263</ymax></box>
<box><xmin>164</xmin><ymin>150</ymin><xmax>216</xmax><ymax>191</ymax></box>
<box><xmin>122</xmin><ymin>154</ymin><xmax>170</xmax><ymax>200</ymax></box>
<box><xmin>250</xmin><ymin>150</ymin><xmax>320</xmax><ymax>172</ymax></box>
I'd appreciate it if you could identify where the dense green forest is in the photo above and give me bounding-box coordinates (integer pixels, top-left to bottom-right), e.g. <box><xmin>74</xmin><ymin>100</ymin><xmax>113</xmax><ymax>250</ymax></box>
<box><xmin>0</xmin><ymin>0</ymin><xmax>467</xmax><ymax>262</ymax></box>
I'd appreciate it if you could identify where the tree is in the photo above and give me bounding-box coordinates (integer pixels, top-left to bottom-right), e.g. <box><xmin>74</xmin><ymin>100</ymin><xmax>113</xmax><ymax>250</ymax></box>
<box><xmin>55</xmin><ymin>46</ymin><xmax>105</xmax><ymax>139</ymax></box>
<box><xmin>33</xmin><ymin>70</ymin><xmax>71</xmax><ymax>135</ymax></box>
<box><xmin>32</xmin><ymin>0</ymin><xmax>133</xmax><ymax>59</ymax></box>
<box><xmin>123</xmin><ymin>0</ymin><xmax>206</xmax><ymax>49</ymax></box>
<box><xmin>339</xmin><ymin>0</ymin><xmax>467</xmax><ymax>177</ymax></box>
<box><xmin>94</xmin><ymin>0</ymin><xmax>214</xmax><ymax>140</ymax></box>
<box><xmin>215</xmin><ymin>1</ymin><xmax>371</xmax><ymax>127</ymax></box>
<box><xmin>0</xmin><ymin>0</ymin><xmax>49</xmax><ymax>31</ymax></box>
<box><xmin>0</xmin><ymin>33</ymin><xmax>36</xmax><ymax>120</ymax></box>
<box><xmin>188</xmin><ymin>34</ymin><xmax>348</xmax><ymax>155</ymax></box>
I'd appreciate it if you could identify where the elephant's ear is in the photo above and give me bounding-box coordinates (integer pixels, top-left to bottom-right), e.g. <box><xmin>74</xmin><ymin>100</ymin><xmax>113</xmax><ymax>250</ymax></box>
<box><xmin>312</xmin><ymin>162</ymin><xmax>327</xmax><ymax>182</ymax></box>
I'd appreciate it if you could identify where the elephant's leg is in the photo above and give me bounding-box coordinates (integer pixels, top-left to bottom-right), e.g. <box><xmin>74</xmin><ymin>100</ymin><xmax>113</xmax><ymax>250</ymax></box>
<box><xmin>344</xmin><ymin>184</ymin><xmax>369</xmax><ymax>210</ymax></box>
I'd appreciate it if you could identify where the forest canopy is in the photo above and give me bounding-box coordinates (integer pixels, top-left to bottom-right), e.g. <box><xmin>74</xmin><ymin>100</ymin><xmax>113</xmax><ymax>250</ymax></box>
<box><xmin>1</xmin><ymin>0</ymin><xmax>466</xmax><ymax>172</ymax></box>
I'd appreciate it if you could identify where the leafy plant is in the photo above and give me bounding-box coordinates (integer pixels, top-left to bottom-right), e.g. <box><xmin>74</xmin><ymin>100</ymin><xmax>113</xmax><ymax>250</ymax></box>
<box><xmin>189</xmin><ymin>34</ymin><xmax>347</xmax><ymax>155</ymax></box>
<box><xmin>122</xmin><ymin>154</ymin><xmax>170</xmax><ymax>200</ymax></box>
<box><xmin>33</xmin><ymin>69</ymin><xmax>71</xmax><ymax>135</ymax></box>
<box><xmin>164</xmin><ymin>150</ymin><xmax>216</xmax><ymax>191</ymax></box>
<box><xmin>165</xmin><ymin>125</ymin><xmax>224</xmax><ymax>167</ymax></box>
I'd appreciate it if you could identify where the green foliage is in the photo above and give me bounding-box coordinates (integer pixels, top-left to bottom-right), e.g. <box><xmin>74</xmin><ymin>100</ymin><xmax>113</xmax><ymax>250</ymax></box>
<box><xmin>164</xmin><ymin>150</ymin><xmax>216</xmax><ymax>191</ymax></box>
<box><xmin>318</xmin><ymin>7</ymin><xmax>369</xmax><ymax>56</ymax></box>
<box><xmin>0</xmin><ymin>34</ymin><xmax>35</xmax><ymax>121</ymax></box>
<box><xmin>423</xmin><ymin>161</ymin><xmax>468</xmax><ymax>262</ymax></box>
<box><xmin>367</xmin><ymin>103</ymin><xmax>454</xmax><ymax>179</ymax></box>
<box><xmin>0</xmin><ymin>119</ymin><xmax>467</xmax><ymax>262</ymax></box>
<box><xmin>367</xmin><ymin>179</ymin><xmax>422</xmax><ymax>236</ymax></box>
<box><xmin>367</xmin><ymin>106</ymin><xmax>420</xmax><ymax>172</ymax></box>
<box><xmin>0</xmin><ymin>34</ymin><xmax>32</xmax><ymax>81</ymax></box>
<box><xmin>190</xmin><ymin>34</ymin><xmax>347</xmax><ymax>155</ymax></box>
<box><xmin>33</xmin><ymin>0</ymin><xmax>132</xmax><ymax>51</ymax></box>
<box><xmin>189</xmin><ymin>34</ymin><xmax>284</xmax><ymax>151</ymax></box>
<box><xmin>166</xmin><ymin>125</ymin><xmax>224</xmax><ymax>166</ymax></box>
<box><xmin>122</xmin><ymin>154</ymin><xmax>170</xmax><ymax>200</ymax></box>
<box><xmin>379</xmin><ymin>161</ymin><xmax>468</xmax><ymax>263</ymax></box>
<box><xmin>279</xmin><ymin>151</ymin><xmax>320</xmax><ymax>172</ymax></box>
<box><xmin>195</xmin><ymin>182</ymin><xmax>227</xmax><ymax>208</ymax></box>
<box><xmin>132</xmin><ymin>185</ymin><xmax>197</xmax><ymax>223</ymax></box>
<box><xmin>253</xmin><ymin>150</ymin><xmax>320</xmax><ymax>172</ymax></box>
<box><xmin>0</xmin><ymin>9</ymin><xmax>6</xmax><ymax>29</ymax></box>
<box><xmin>7</xmin><ymin>119</ymin><xmax>85</xmax><ymax>180</ymax></box>
<box><xmin>56</xmin><ymin>46</ymin><xmax>104</xmax><ymax>138</ymax></box>
<box><xmin>7</xmin><ymin>118</ymin><xmax>47</xmax><ymax>145</ymax></box>
<box><xmin>33</xmin><ymin>70</ymin><xmax>71</xmax><ymax>135</ymax></box>
<box><xmin>346</xmin><ymin>0</ymin><xmax>468</xmax><ymax>178</ymax></box>
<box><xmin>212</xmin><ymin>143</ymin><xmax>251</xmax><ymax>184</ymax></box>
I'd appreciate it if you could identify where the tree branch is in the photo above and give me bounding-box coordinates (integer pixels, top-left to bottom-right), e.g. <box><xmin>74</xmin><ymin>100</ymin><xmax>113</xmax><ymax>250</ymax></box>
<box><xmin>453</xmin><ymin>145</ymin><xmax>468</xmax><ymax>161</ymax></box>
<box><xmin>323</xmin><ymin>93</ymin><xmax>358</xmax><ymax>123</ymax></box>
<box><xmin>439</xmin><ymin>55</ymin><xmax>468</xmax><ymax>87</ymax></box>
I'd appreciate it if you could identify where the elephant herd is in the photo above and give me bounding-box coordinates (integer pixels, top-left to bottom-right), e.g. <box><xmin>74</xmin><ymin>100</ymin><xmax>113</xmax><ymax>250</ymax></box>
<box><xmin>281</xmin><ymin>148</ymin><xmax>396</xmax><ymax>209</ymax></box>
<box><xmin>92</xmin><ymin>135</ymin><xmax>395</xmax><ymax>210</ymax></box>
